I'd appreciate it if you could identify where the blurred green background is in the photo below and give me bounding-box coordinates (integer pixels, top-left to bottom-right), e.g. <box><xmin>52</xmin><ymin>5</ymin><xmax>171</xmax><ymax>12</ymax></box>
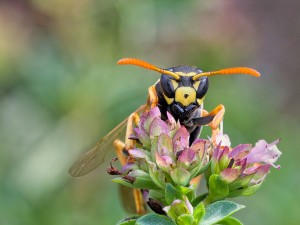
<box><xmin>0</xmin><ymin>0</ymin><xmax>299</xmax><ymax>224</ymax></box>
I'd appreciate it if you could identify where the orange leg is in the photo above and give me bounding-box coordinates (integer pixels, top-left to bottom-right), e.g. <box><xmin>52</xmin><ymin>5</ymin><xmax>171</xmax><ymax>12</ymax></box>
<box><xmin>125</xmin><ymin>112</ymin><xmax>140</xmax><ymax>151</ymax></box>
<box><xmin>148</xmin><ymin>85</ymin><xmax>158</xmax><ymax>108</ymax></box>
<box><xmin>113</xmin><ymin>139</ymin><xmax>127</xmax><ymax>166</ymax></box>
<box><xmin>113</xmin><ymin>112</ymin><xmax>146</xmax><ymax>215</ymax></box>
<box><xmin>204</xmin><ymin>104</ymin><xmax>225</xmax><ymax>130</ymax></box>
<box><xmin>202</xmin><ymin>104</ymin><xmax>225</xmax><ymax>147</ymax></box>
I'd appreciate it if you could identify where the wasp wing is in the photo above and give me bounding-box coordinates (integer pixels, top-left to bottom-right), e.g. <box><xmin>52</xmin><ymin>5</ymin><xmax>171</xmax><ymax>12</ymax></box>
<box><xmin>68</xmin><ymin>104</ymin><xmax>147</xmax><ymax>177</ymax></box>
<box><xmin>119</xmin><ymin>185</ymin><xmax>137</xmax><ymax>214</ymax></box>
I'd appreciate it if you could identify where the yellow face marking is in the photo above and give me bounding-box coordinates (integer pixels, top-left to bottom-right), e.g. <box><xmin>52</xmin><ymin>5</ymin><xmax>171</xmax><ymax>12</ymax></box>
<box><xmin>193</xmin><ymin>81</ymin><xmax>201</xmax><ymax>90</ymax></box>
<box><xmin>175</xmin><ymin>87</ymin><xmax>196</xmax><ymax>106</ymax></box>
<box><xmin>163</xmin><ymin>93</ymin><xmax>174</xmax><ymax>105</ymax></box>
<box><xmin>175</xmin><ymin>72</ymin><xmax>197</xmax><ymax>77</ymax></box>
<box><xmin>197</xmin><ymin>97</ymin><xmax>204</xmax><ymax>106</ymax></box>
<box><xmin>171</xmin><ymin>80</ymin><xmax>179</xmax><ymax>90</ymax></box>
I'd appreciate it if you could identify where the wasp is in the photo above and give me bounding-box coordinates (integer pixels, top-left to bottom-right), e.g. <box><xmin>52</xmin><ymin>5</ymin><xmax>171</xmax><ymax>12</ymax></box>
<box><xmin>69</xmin><ymin>58</ymin><xmax>260</xmax><ymax>213</ymax></box>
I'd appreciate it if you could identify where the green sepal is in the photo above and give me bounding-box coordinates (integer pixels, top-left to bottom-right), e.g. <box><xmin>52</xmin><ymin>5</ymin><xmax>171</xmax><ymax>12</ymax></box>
<box><xmin>200</xmin><ymin>200</ymin><xmax>245</xmax><ymax>225</ymax></box>
<box><xmin>228</xmin><ymin>173</ymin><xmax>255</xmax><ymax>191</ymax></box>
<box><xmin>178</xmin><ymin>186</ymin><xmax>195</xmax><ymax>201</ymax></box>
<box><xmin>148</xmin><ymin>162</ymin><xmax>166</xmax><ymax>189</ymax></box>
<box><xmin>177</xmin><ymin>214</ymin><xmax>194</xmax><ymax>225</ymax></box>
<box><xmin>218</xmin><ymin>154</ymin><xmax>229</xmax><ymax>171</ymax></box>
<box><xmin>193</xmin><ymin>202</ymin><xmax>205</xmax><ymax>225</ymax></box>
<box><xmin>217</xmin><ymin>216</ymin><xmax>243</xmax><ymax>225</ymax></box>
<box><xmin>136</xmin><ymin>213</ymin><xmax>176</xmax><ymax>225</ymax></box>
<box><xmin>165</xmin><ymin>200</ymin><xmax>190</xmax><ymax>221</ymax></box>
<box><xmin>210</xmin><ymin>158</ymin><xmax>220</xmax><ymax>175</ymax></box>
<box><xmin>150</xmin><ymin>136</ymin><xmax>159</xmax><ymax>162</ymax></box>
<box><xmin>170</xmin><ymin>167</ymin><xmax>191</xmax><ymax>187</ymax></box>
<box><xmin>165</xmin><ymin>183</ymin><xmax>183</xmax><ymax>205</ymax></box>
<box><xmin>190</xmin><ymin>160</ymin><xmax>211</xmax><ymax>179</ymax></box>
<box><xmin>116</xmin><ymin>216</ymin><xmax>139</xmax><ymax>225</ymax></box>
<box><xmin>228</xmin><ymin>182</ymin><xmax>263</xmax><ymax>198</ymax></box>
<box><xmin>206</xmin><ymin>174</ymin><xmax>229</xmax><ymax>203</ymax></box>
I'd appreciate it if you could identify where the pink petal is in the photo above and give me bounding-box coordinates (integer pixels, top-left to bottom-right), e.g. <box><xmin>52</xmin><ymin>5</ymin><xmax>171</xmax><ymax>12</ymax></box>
<box><xmin>141</xmin><ymin>107</ymin><xmax>161</xmax><ymax>132</ymax></box>
<box><xmin>157</xmin><ymin>133</ymin><xmax>173</xmax><ymax>155</ymax></box>
<box><xmin>229</xmin><ymin>144</ymin><xmax>252</xmax><ymax>159</ymax></box>
<box><xmin>246</xmin><ymin>139</ymin><xmax>282</xmax><ymax>168</ymax></box>
<box><xmin>218</xmin><ymin>146</ymin><xmax>230</xmax><ymax>161</ymax></box>
<box><xmin>216</xmin><ymin>133</ymin><xmax>231</xmax><ymax>147</ymax></box>
<box><xmin>173</xmin><ymin>126</ymin><xmax>189</xmax><ymax>149</ymax></box>
<box><xmin>190</xmin><ymin>139</ymin><xmax>208</xmax><ymax>156</ymax></box>
<box><xmin>178</xmin><ymin>148</ymin><xmax>195</xmax><ymax>165</ymax></box>
<box><xmin>149</xmin><ymin>117</ymin><xmax>170</xmax><ymax>138</ymax></box>
<box><xmin>252</xmin><ymin>164</ymin><xmax>271</xmax><ymax>182</ymax></box>
<box><xmin>212</xmin><ymin>143</ymin><xmax>221</xmax><ymax>161</ymax></box>
<box><xmin>155</xmin><ymin>152</ymin><xmax>173</xmax><ymax>171</ymax></box>
<box><xmin>220</xmin><ymin>168</ymin><xmax>240</xmax><ymax>183</ymax></box>
<box><xmin>129</xmin><ymin>149</ymin><xmax>147</xmax><ymax>158</ymax></box>
<box><xmin>167</xmin><ymin>111</ymin><xmax>176</xmax><ymax>128</ymax></box>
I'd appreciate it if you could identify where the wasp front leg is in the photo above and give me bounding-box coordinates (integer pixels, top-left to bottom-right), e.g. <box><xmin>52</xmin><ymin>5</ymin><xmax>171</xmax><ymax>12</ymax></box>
<box><xmin>147</xmin><ymin>85</ymin><xmax>158</xmax><ymax>109</ymax></box>
<box><xmin>113</xmin><ymin>111</ymin><xmax>140</xmax><ymax>165</ymax></box>
<box><xmin>202</xmin><ymin>104</ymin><xmax>225</xmax><ymax>130</ymax></box>
<box><xmin>114</xmin><ymin>112</ymin><xmax>146</xmax><ymax>215</ymax></box>
<box><xmin>202</xmin><ymin>104</ymin><xmax>225</xmax><ymax>146</ymax></box>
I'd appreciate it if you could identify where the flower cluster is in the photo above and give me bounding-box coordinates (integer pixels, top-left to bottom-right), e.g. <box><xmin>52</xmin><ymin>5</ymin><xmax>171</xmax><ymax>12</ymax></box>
<box><xmin>205</xmin><ymin>133</ymin><xmax>281</xmax><ymax>203</ymax></box>
<box><xmin>111</xmin><ymin>107</ymin><xmax>281</xmax><ymax>225</ymax></box>
<box><xmin>127</xmin><ymin>107</ymin><xmax>210</xmax><ymax>188</ymax></box>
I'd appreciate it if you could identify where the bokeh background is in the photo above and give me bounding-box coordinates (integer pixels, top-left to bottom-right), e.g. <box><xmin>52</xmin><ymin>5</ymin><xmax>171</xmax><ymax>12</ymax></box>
<box><xmin>0</xmin><ymin>0</ymin><xmax>299</xmax><ymax>224</ymax></box>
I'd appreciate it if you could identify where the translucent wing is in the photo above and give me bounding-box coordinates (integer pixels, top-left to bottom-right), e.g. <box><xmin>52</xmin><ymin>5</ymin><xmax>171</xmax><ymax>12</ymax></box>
<box><xmin>119</xmin><ymin>186</ymin><xmax>137</xmax><ymax>214</ymax></box>
<box><xmin>68</xmin><ymin>104</ymin><xmax>147</xmax><ymax>177</ymax></box>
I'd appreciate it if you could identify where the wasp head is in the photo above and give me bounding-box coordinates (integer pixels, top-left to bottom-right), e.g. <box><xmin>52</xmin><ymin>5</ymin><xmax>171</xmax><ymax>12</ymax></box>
<box><xmin>117</xmin><ymin>57</ymin><xmax>260</xmax><ymax>122</ymax></box>
<box><xmin>160</xmin><ymin>66</ymin><xmax>209</xmax><ymax>121</ymax></box>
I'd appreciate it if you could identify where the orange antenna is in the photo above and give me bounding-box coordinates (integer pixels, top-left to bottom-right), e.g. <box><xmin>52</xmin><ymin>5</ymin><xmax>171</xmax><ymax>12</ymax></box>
<box><xmin>117</xmin><ymin>58</ymin><xmax>180</xmax><ymax>80</ymax></box>
<box><xmin>192</xmin><ymin>67</ymin><xmax>260</xmax><ymax>81</ymax></box>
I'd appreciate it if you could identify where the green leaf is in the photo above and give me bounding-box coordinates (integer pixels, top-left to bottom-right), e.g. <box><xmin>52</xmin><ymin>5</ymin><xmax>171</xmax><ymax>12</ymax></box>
<box><xmin>228</xmin><ymin>182</ymin><xmax>263</xmax><ymax>198</ymax></box>
<box><xmin>165</xmin><ymin>183</ymin><xmax>183</xmax><ymax>205</ymax></box>
<box><xmin>136</xmin><ymin>213</ymin><xmax>176</xmax><ymax>225</ymax></box>
<box><xmin>116</xmin><ymin>217</ymin><xmax>139</xmax><ymax>225</ymax></box>
<box><xmin>148</xmin><ymin>190</ymin><xmax>165</xmax><ymax>202</ymax></box>
<box><xmin>193</xmin><ymin>202</ymin><xmax>205</xmax><ymax>225</ymax></box>
<box><xmin>217</xmin><ymin>216</ymin><xmax>243</xmax><ymax>225</ymax></box>
<box><xmin>192</xmin><ymin>193</ymin><xmax>208</xmax><ymax>207</ymax></box>
<box><xmin>112</xmin><ymin>178</ymin><xmax>134</xmax><ymax>188</ymax></box>
<box><xmin>177</xmin><ymin>214</ymin><xmax>194</xmax><ymax>225</ymax></box>
<box><xmin>200</xmin><ymin>200</ymin><xmax>245</xmax><ymax>225</ymax></box>
<box><xmin>133</xmin><ymin>176</ymin><xmax>160</xmax><ymax>189</ymax></box>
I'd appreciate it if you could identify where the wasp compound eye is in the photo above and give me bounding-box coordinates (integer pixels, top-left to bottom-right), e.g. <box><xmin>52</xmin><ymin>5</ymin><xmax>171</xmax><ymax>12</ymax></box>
<box><xmin>160</xmin><ymin>74</ymin><xmax>176</xmax><ymax>98</ymax></box>
<box><xmin>195</xmin><ymin>77</ymin><xmax>209</xmax><ymax>99</ymax></box>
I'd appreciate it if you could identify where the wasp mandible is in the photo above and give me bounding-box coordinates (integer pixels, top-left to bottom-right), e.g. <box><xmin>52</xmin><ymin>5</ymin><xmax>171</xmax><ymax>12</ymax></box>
<box><xmin>69</xmin><ymin>58</ymin><xmax>260</xmax><ymax>178</ymax></box>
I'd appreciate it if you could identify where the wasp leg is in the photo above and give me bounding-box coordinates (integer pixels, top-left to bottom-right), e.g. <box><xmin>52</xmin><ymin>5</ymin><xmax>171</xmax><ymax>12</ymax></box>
<box><xmin>116</xmin><ymin>111</ymin><xmax>146</xmax><ymax>215</ymax></box>
<box><xmin>203</xmin><ymin>104</ymin><xmax>225</xmax><ymax>130</ymax></box>
<box><xmin>125</xmin><ymin>112</ymin><xmax>140</xmax><ymax>151</ymax></box>
<box><xmin>148</xmin><ymin>85</ymin><xmax>158</xmax><ymax>108</ymax></box>
<box><xmin>113</xmin><ymin>139</ymin><xmax>127</xmax><ymax>166</ymax></box>
<box><xmin>133</xmin><ymin>189</ymin><xmax>146</xmax><ymax>215</ymax></box>
<box><xmin>202</xmin><ymin>104</ymin><xmax>225</xmax><ymax>147</ymax></box>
